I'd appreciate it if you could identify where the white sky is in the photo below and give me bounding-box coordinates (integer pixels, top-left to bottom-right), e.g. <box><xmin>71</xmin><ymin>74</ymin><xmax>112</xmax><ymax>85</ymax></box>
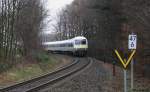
<box><xmin>44</xmin><ymin>0</ymin><xmax>74</xmax><ymax>34</ymax></box>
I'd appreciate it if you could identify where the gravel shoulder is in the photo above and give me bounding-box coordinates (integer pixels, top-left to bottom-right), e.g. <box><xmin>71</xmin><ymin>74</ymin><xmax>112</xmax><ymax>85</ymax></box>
<box><xmin>43</xmin><ymin>58</ymin><xmax>150</xmax><ymax>92</ymax></box>
<box><xmin>43</xmin><ymin>58</ymin><xmax>124</xmax><ymax>92</ymax></box>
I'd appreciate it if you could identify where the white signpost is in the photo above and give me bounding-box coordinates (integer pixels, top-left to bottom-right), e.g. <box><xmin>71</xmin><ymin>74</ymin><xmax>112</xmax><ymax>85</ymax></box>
<box><xmin>128</xmin><ymin>34</ymin><xmax>137</xmax><ymax>49</ymax></box>
<box><xmin>124</xmin><ymin>69</ymin><xmax>127</xmax><ymax>92</ymax></box>
<box><xmin>128</xmin><ymin>34</ymin><xmax>137</xmax><ymax>90</ymax></box>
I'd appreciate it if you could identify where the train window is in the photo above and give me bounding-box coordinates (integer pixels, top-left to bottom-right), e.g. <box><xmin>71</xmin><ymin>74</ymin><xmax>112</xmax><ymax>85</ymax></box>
<box><xmin>68</xmin><ymin>43</ymin><xmax>73</xmax><ymax>47</ymax></box>
<box><xmin>58</xmin><ymin>44</ymin><xmax>61</xmax><ymax>47</ymax></box>
<box><xmin>70</xmin><ymin>43</ymin><xmax>73</xmax><ymax>47</ymax></box>
<box><xmin>64</xmin><ymin>43</ymin><xmax>67</xmax><ymax>47</ymax></box>
<box><xmin>75</xmin><ymin>40</ymin><xmax>80</xmax><ymax>45</ymax></box>
<box><xmin>60</xmin><ymin>44</ymin><xmax>65</xmax><ymax>47</ymax></box>
<box><xmin>81</xmin><ymin>39</ymin><xmax>86</xmax><ymax>45</ymax></box>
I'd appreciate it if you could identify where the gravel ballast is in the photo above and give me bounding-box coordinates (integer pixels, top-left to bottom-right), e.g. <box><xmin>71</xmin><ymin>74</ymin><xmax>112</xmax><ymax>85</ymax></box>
<box><xmin>42</xmin><ymin>58</ymin><xmax>124</xmax><ymax>92</ymax></box>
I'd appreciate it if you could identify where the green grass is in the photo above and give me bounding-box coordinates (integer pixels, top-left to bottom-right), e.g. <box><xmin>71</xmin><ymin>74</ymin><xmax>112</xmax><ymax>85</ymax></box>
<box><xmin>7</xmin><ymin>64</ymin><xmax>43</xmax><ymax>81</ymax></box>
<box><xmin>0</xmin><ymin>53</ymin><xmax>60</xmax><ymax>87</ymax></box>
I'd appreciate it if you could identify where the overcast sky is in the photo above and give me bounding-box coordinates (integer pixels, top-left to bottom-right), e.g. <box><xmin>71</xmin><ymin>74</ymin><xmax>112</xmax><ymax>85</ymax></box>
<box><xmin>44</xmin><ymin>0</ymin><xmax>74</xmax><ymax>34</ymax></box>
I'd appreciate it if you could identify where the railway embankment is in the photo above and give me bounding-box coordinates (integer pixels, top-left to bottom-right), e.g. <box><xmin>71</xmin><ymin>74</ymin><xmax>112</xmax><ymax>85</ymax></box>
<box><xmin>0</xmin><ymin>54</ymin><xmax>72</xmax><ymax>88</ymax></box>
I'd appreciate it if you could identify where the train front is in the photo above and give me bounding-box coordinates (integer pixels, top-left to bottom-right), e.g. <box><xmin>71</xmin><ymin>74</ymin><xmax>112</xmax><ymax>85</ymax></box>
<box><xmin>73</xmin><ymin>36</ymin><xmax>88</xmax><ymax>56</ymax></box>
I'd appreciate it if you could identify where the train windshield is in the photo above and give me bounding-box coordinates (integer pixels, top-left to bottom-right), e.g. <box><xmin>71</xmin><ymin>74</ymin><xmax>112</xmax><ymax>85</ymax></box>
<box><xmin>81</xmin><ymin>39</ymin><xmax>86</xmax><ymax>45</ymax></box>
<box><xmin>75</xmin><ymin>39</ymin><xmax>86</xmax><ymax>45</ymax></box>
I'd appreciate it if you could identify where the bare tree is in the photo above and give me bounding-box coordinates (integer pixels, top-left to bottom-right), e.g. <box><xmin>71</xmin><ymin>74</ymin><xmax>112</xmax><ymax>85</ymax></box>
<box><xmin>0</xmin><ymin>0</ymin><xmax>47</xmax><ymax>72</ymax></box>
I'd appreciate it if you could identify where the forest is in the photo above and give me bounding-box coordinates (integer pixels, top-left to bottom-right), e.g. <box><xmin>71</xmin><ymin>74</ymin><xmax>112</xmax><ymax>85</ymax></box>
<box><xmin>0</xmin><ymin>0</ymin><xmax>46</xmax><ymax>72</ymax></box>
<box><xmin>0</xmin><ymin>0</ymin><xmax>150</xmax><ymax>77</ymax></box>
<box><xmin>54</xmin><ymin>0</ymin><xmax>150</xmax><ymax>76</ymax></box>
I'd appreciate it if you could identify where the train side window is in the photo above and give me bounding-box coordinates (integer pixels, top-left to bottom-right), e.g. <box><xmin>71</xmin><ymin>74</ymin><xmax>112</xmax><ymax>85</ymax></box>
<box><xmin>68</xmin><ymin>43</ymin><xmax>73</xmax><ymax>47</ymax></box>
<box><xmin>70</xmin><ymin>43</ymin><xmax>73</xmax><ymax>47</ymax></box>
<box><xmin>58</xmin><ymin>44</ymin><xmax>61</xmax><ymax>47</ymax></box>
<box><xmin>75</xmin><ymin>40</ymin><xmax>80</xmax><ymax>45</ymax></box>
<box><xmin>64</xmin><ymin>43</ymin><xmax>68</xmax><ymax>47</ymax></box>
<box><xmin>60</xmin><ymin>44</ymin><xmax>64</xmax><ymax>47</ymax></box>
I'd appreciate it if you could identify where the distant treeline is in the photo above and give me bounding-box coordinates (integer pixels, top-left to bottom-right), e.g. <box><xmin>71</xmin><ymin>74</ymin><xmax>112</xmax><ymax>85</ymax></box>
<box><xmin>54</xmin><ymin>0</ymin><xmax>122</xmax><ymax>62</ymax></box>
<box><xmin>55</xmin><ymin>0</ymin><xmax>150</xmax><ymax>75</ymax></box>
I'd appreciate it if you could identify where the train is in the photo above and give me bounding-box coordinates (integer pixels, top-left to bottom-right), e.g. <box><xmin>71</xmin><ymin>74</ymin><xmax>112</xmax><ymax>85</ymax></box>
<box><xmin>42</xmin><ymin>36</ymin><xmax>88</xmax><ymax>56</ymax></box>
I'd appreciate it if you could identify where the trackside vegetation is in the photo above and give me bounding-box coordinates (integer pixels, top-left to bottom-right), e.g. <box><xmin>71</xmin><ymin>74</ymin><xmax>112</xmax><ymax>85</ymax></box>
<box><xmin>0</xmin><ymin>54</ymin><xmax>69</xmax><ymax>87</ymax></box>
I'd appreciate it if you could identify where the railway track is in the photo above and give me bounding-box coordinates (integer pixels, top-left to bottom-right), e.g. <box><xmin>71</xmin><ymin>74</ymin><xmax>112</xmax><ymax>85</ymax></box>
<box><xmin>0</xmin><ymin>58</ymin><xmax>92</xmax><ymax>92</ymax></box>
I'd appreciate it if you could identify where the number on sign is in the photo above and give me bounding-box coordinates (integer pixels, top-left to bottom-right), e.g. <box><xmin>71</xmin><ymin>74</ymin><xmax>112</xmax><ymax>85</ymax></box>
<box><xmin>130</xmin><ymin>36</ymin><xmax>133</xmax><ymax>41</ymax></box>
<box><xmin>130</xmin><ymin>36</ymin><xmax>136</xmax><ymax>41</ymax></box>
<box><xmin>128</xmin><ymin>34</ymin><xmax>137</xmax><ymax>49</ymax></box>
<box><xmin>131</xmin><ymin>42</ymin><xmax>134</xmax><ymax>47</ymax></box>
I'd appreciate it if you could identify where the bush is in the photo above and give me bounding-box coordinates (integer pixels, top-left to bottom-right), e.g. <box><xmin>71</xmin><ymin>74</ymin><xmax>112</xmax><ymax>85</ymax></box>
<box><xmin>0</xmin><ymin>63</ymin><xmax>11</xmax><ymax>73</ymax></box>
<box><xmin>35</xmin><ymin>52</ymin><xmax>50</xmax><ymax>63</ymax></box>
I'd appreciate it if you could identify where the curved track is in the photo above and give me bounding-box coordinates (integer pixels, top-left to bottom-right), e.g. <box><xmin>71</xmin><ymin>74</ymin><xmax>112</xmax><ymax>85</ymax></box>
<box><xmin>0</xmin><ymin>58</ymin><xmax>92</xmax><ymax>92</ymax></box>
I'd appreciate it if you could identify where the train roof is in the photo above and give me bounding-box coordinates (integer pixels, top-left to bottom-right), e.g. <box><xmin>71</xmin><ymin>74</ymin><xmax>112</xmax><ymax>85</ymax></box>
<box><xmin>43</xmin><ymin>36</ymin><xmax>87</xmax><ymax>45</ymax></box>
<box><xmin>73</xmin><ymin>36</ymin><xmax>87</xmax><ymax>40</ymax></box>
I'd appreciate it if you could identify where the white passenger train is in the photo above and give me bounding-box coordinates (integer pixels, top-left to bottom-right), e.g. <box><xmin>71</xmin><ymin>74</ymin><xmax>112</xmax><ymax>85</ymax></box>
<box><xmin>43</xmin><ymin>36</ymin><xmax>88</xmax><ymax>56</ymax></box>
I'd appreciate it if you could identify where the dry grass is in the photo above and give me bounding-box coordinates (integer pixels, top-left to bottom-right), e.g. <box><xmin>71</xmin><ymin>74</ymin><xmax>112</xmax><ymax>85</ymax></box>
<box><xmin>0</xmin><ymin>54</ymin><xmax>72</xmax><ymax>87</ymax></box>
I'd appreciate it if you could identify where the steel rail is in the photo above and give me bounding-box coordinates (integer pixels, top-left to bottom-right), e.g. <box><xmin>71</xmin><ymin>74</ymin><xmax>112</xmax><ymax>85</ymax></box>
<box><xmin>26</xmin><ymin>58</ymin><xmax>92</xmax><ymax>92</ymax></box>
<box><xmin>0</xmin><ymin>58</ymin><xmax>79</xmax><ymax>92</ymax></box>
